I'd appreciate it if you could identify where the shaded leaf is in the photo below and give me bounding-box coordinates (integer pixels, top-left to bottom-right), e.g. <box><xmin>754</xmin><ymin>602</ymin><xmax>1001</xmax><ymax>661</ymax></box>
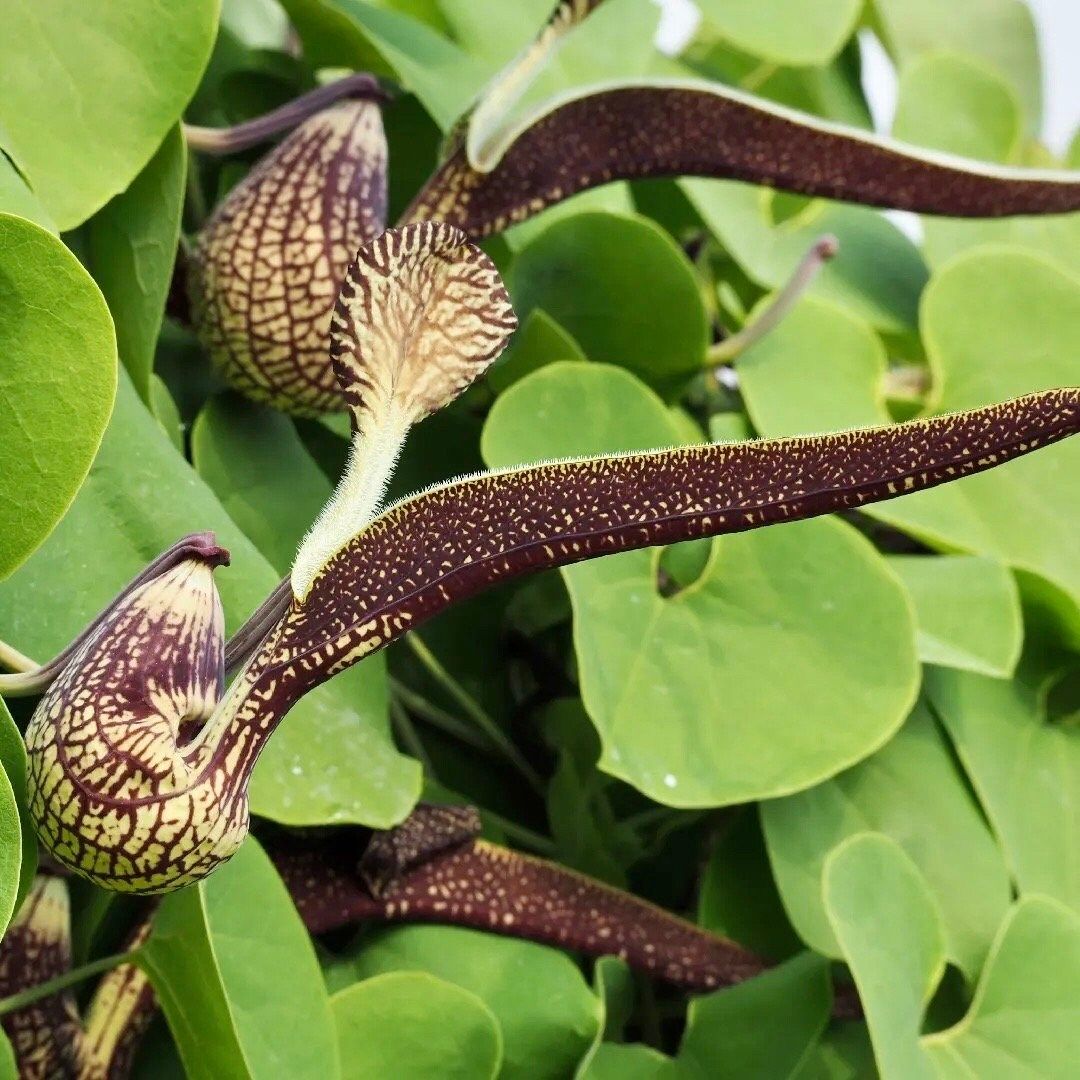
<box><xmin>764</xmin><ymin>704</ymin><xmax>1012</xmax><ymax>979</ymax></box>
<box><xmin>697</xmin><ymin>0</ymin><xmax>861</xmax><ymax>66</ymax></box>
<box><xmin>351</xmin><ymin>924</ymin><xmax>601</xmax><ymax>1080</ymax></box>
<box><xmin>823</xmin><ymin>833</ymin><xmax>943</xmax><ymax>1079</ymax></box>
<box><xmin>87</xmin><ymin>126</ymin><xmax>186</xmax><ymax>401</ymax></box>
<box><xmin>888</xmin><ymin>555</ymin><xmax>1021</xmax><ymax>677</ymax></box>
<box><xmin>873</xmin><ymin>0</ymin><xmax>1042</xmax><ymax>134</ymax></box>
<box><xmin>507</xmin><ymin>213</ymin><xmax>708</xmax><ymax>394</ymax></box>
<box><xmin>927</xmin><ymin>665</ymin><xmax>1080</xmax><ymax>914</ymax></box>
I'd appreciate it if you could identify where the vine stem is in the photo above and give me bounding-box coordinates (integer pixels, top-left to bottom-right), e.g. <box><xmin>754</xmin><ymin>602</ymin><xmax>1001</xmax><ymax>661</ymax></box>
<box><xmin>707</xmin><ymin>235</ymin><xmax>839</xmax><ymax>365</ymax></box>
<box><xmin>0</xmin><ymin>639</ymin><xmax>37</xmax><ymax>673</ymax></box>
<box><xmin>403</xmin><ymin>635</ymin><xmax>544</xmax><ymax>796</ymax></box>
<box><xmin>0</xmin><ymin>951</ymin><xmax>140</xmax><ymax>1017</ymax></box>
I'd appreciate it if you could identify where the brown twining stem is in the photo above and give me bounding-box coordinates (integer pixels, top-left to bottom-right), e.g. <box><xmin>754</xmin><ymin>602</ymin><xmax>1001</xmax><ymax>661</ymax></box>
<box><xmin>708</xmin><ymin>234</ymin><xmax>839</xmax><ymax>366</ymax></box>
<box><xmin>0</xmin><ymin>534</ymin><xmax>228</xmax><ymax>698</ymax></box>
<box><xmin>183</xmin><ymin>73</ymin><xmax>388</xmax><ymax>155</ymax></box>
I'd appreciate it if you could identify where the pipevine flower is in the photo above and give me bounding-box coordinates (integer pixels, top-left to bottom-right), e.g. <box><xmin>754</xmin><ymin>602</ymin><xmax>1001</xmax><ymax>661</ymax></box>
<box><xmin>6</xmin><ymin>221</ymin><xmax>1078</xmax><ymax>899</ymax></box>
<box><xmin>185</xmin><ymin>0</ymin><xmax>1080</xmax><ymax>416</ymax></box>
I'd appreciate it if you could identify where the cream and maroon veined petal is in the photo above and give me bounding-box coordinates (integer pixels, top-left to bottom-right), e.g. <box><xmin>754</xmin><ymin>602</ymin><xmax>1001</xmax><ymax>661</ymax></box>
<box><xmin>247</xmin><ymin>388</ymin><xmax>1079</xmax><ymax>721</ymax></box>
<box><xmin>290</xmin><ymin>223</ymin><xmax>516</xmax><ymax>599</ymax></box>
<box><xmin>329</xmin><ymin>222</ymin><xmax>516</xmax><ymax>438</ymax></box>
<box><xmin>23</xmin><ymin>534</ymin><xmax>246</xmax><ymax>894</ymax></box>
<box><xmin>188</xmin><ymin>87</ymin><xmax>388</xmax><ymax>416</ymax></box>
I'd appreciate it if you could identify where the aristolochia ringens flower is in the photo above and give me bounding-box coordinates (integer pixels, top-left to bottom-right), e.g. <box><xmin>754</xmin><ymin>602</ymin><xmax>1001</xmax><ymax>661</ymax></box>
<box><xmin>4</xmin><ymin>222</ymin><xmax>1078</xmax><ymax>895</ymax></box>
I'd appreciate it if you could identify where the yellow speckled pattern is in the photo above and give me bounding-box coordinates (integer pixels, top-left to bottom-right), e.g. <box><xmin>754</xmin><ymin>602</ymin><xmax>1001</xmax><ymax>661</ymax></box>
<box><xmin>189</xmin><ymin>98</ymin><xmax>387</xmax><ymax>416</ymax></box>
<box><xmin>257</xmin><ymin>390</ymin><xmax>1080</xmax><ymax>752</ymax></box>
<box><xmin>23</xmin><ymin>540</ymin><xmax>246</xmax><ymax>894</ymax></box>
<box><xmin>330</xmin><ymin>222</ymin><xmax>516</xmax><ymax>437</ymax></box>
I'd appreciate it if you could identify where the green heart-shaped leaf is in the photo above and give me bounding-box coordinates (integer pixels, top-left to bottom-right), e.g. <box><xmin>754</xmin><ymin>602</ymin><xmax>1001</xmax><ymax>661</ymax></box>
<box><xmin>0</xmin><ymin>0</ymin><xmax>217</xmax><ymax>228</ymax></box>
<box><xmin>0</xmin><ymin>214</ymin><xmax>116</xmax><ymax>580</ymax></box>
<box><xmin>483</xmin><ymin>362</ymin><xmax>919</xmax><ymax>806</ymax></box>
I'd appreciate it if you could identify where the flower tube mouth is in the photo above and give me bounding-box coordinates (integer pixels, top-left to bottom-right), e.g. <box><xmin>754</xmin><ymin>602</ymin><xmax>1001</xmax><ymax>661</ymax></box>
<box><xmin>23</xmin><ymin>535</ymin><xmax>240</xmax><ymax>894</ymax></box>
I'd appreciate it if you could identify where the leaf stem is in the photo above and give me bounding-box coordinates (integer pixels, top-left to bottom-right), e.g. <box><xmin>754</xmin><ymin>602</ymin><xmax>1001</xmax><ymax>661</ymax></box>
<box><xmin>389</xmin><ymin>678</ymin><xmax>491</xmax><ymax>753</ymax></box>
<box><xmin>0</xmin><ymin>951</ymin><xmax>140</xmax><ymax>1017</ymax></box>
<box><xmin>404</xmin><ymin>635</ymin><xmax>544</xmax><ymax>796</ymax></box>
<box><xmin>389</xmin><ymin>698</ymin><xmax>433</xmax><ymax>773</ymax></box>
<box><xmin>707</xmin><ymin>235</ymin><xmax>838</xmax><ymax>365</ymax></box>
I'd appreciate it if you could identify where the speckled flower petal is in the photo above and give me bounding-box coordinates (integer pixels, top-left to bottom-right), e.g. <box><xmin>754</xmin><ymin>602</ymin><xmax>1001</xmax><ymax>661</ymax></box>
<box><xmin>272</xmin><ymin>828</ymin><xmax>766</xmax><ymax>993</ymax></box>
<box><xmin>405</xmin><ymin>78</ymin><xmax>1080</xmax><ymax>239</ymax></box>
<box><xmin>330</xmin><ymin>222</ymin><xmax>516</xmax><ymax>437</ymax></box>
<box><xmin>249</xmin><ymin>388</ymin><xmax>1078</xmax><ymax>718</ymax></box>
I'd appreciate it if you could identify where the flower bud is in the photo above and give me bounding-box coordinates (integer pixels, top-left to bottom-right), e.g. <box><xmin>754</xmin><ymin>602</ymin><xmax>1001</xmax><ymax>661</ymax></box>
<box><xmin>189</xmin><ymin>96</ymin><xmax>387</xmax><ymax>416</ymax></box>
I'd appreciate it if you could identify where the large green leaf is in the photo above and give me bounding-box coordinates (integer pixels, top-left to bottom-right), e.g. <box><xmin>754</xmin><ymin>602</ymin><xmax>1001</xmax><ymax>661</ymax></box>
<box><xmin>351</xmin><ymin>924</ymin><xmax>601</xmax><ymax>1080</ymax></box>
<box><xmin>0</xmin><ymin>0</ymin><xmax>218</xmax><ymax>229</ymax></box>
<box><xmin>0</xmin><ymin>375</ymin><xmax>419</xmax><ymax>827</ymax></box>
<box><xmin>331</xmin><ymin>972</ymin><xmax>502</xmax><ymax>1079</ymax></box>
<box><xmin>871</xmin><ymin>250</ymin><xmax>1080</xmax><ymax>640</ymax></box>
<box><xmin>892</xmin><ymin>53</ymin><xmax>1021</xmax><ymax>164</ymax></box>
<box><xmin>680</xmin><ymin>179</ymin><xmax>928</xmax><ymax>334</ymax></box>
<box><xmin>676</xmin><ymin>952</ymin><xmax>832</xmax><ymax>1078</ymax></box>
<box><xmin>890</xmin><ymin>53</ymin><xmax>1080</xmax><ymax>277</ymax></box>
<box><xmin>823</xmin><ymin>834</ymin><xmax>943</xmax><ymax>1079</ymax></box>
<box><xmin>0</xmin><ymin>699</ymin><xmax>36</xmax><ymax>915</ymax></box>
<box><xmin>923</xmin><ymin>897</ymin><xmax>1080</xmax><ymax>1076</ymax></box>
<box><xmin>873</xmin><ymin>0</ymin><xmax>1042</xmax><ymax>135</ymax></box>
<box><xmin>507</xmin><ymin>213</ymin><xmax>709</xmax><ymax>395</ymax></box>
<box><xmin>697</xmin><ymin>0</ymin><xmax>861</xmax><ymax>66</ymax></box>
<box><xmin>825</xmin><ymin>833</ymin><xmax>1080</xmax><ymax>1078</ymax></box>
<box><xmin>142</xmin><ymin>836</ymin><xmax>339</xmax><ymax>1080</ymax></box>
<box><xmin>482</xmin><ymin>362</ymin><xmax>919</xmax><ymax>806</ymax></box>
<box><xmin>927</xmin><ymin>666</ymin><xmax>1080</xmax><ymax>914</ymax></box>
<box><xmin>87</xmin><ymin>127</ymin><xmax>187</xmax><ymax>402</ymax></box>
<box><xmin>763</xmin><ymin>704</ymin><xmax>1012</xmax><ymax>979</ymax></box>
<box><xmin>0</xmin><ymin>214</ymin><xmax>117</xmax><ymax>580</ymax></box>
